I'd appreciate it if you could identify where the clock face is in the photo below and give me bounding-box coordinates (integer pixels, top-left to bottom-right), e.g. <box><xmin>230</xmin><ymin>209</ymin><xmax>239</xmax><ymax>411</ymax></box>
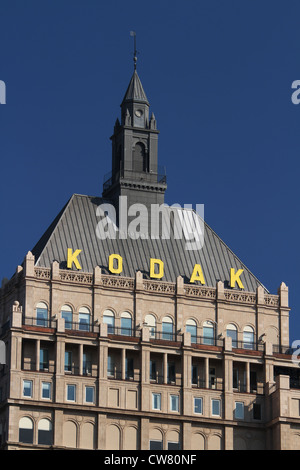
<box><xmin>135</xmin><ymin>109</ymin><xmax>143</xmax><ymax>117</ymax></box>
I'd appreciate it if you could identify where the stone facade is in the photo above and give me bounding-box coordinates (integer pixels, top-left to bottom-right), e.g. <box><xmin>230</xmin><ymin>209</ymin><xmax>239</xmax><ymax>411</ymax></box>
<box><xmin>0</xmin><ymin>251</ymin><xmax>299</xmax><ymax>450</ymax></box>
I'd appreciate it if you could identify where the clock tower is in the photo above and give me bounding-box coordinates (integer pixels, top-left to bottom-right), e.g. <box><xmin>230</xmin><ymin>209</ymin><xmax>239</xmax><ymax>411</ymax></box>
<box><xmin>102</xmin><ymin>65</ymin><xmax>167</xmax><ymax>222</ymax></box>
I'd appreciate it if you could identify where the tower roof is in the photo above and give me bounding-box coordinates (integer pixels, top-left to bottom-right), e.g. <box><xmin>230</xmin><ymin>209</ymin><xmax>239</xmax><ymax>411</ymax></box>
<box><xmin>31</xmin><ymin>193</ymin><xmax>268</xmax><ymax>292</ymax></box>
<box><xmin>121</xmin><ymin>70</ymin><xmax>149</xmax><ymax>105</ymax></box>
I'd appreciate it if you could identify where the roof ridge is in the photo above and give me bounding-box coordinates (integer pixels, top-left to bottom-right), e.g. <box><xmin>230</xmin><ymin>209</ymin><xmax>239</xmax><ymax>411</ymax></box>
<box><xmin>31</xmin><ymin>194</ymin><xmax>75</xmax><ymax>265</ymax></box>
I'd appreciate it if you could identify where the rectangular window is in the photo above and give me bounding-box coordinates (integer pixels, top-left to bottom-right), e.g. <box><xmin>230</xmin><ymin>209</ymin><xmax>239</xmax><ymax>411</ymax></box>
<box><xmin>227</xmin><ymin>329</ymin><xmax>237</xmax><ymax>348</ymax></box>
<box><xmin>85</xmin><ymin>386</ymin><xmax>95</xmax><ymax>403</ymax></box>
<box><xmin>40</xmin><ymin>348</ymin><xmax>49</xmax><ymax>371</ymax></box>
<box><xmin>150</xmin><ymin>440</ymin><xmax>163</xmax><ymax>450</ymax></box>
<box><xmin>203</xmin><ymin>326</ymin><xmax>214</xmax><ymax>345</ymax></box>
<box><xmin>243</xmin><ymin>332</ymin><xmax>254</xmax><ymax>350</ymax></box>
<box><xmin>235</xmin><ymin>402</ymin><xmax>244</xmax><ymax>419</ymax></box>
<box><xmin>194</xmin><ymin>397</ymin><xmax>203</xmax><ymax>414</ymax></box>
<box><xmin>67</xmin><ymin>384</ymin><xmax>76</xmax><ymax>402</ymax></box>
<box><xmin>61</xmin><ymin>311</ymin><xmax>72</xmax><ymax>329</ymax></box>
<box><xmin>150</xmin><ymin>360</ymin><xmax>157</xmax><ymax>381</ymax></box>
<box><xmin>103</xmin><ymin>315</ymin><xmax>114</xmax><ymax>334</ymax></box>
<box><xmin>211</xmin><ymin>399</ymin><xmax>221</xmax><ymax>416</ymax></box>
<box><xmin>167</xmin><ymin>362</ymin><xmax>175</xmax><ymax>384</ymax></box>
<box><xmin>126</xmin><ymin>358</ymin><xmax>134</xmax><ymax>379</ymax></box>
<box><xmin>250</xmin><ymin>371</ymin><xmax>257</xmax><ymax>392</ymax></box>
<box><xmin>121</xmin><ymin>317</ymin><xmax>132</xmax><ymax>336</ymax></box>
<box><xmin>253</xmin><ymin>403</ymin><xmax>261</xmax><ymax>420</ymax></box>
<box><xmin>170</xmin><ymin>394</ymin><xmax>179</xmax><ymax>412</ymax></box>
<box><xmin>107</xmin><ymin>355</ymin><xmax>114</xmax><ymax>376</ymax></box>
<box><xmin>186</xmin><ymin>325</ymin><xmax>197</xmax><ymax>343</ymax></box>
<box><xmin>233</xmin><ymin>368</ymin><xmax>238</xmax><ymax>389</ymax></box>
<box><xmin>36</xmin><ymin>308</ymin><xmax>48</xmax><ymax>327</ymax></box>
<box><xmin>42</xmin><ymin>382</ymin><xmax>51</xmax><ymax>400</ymax></box>
<box><xmin>79</xmin><ymin>313</ymin><xmax>90</xmax><ymax>331</ymax></box>
<box><xmin>168</xmin><ymin>442</ymin><xmax>181</xmax><ymax>450</ymax></box>
<box><xmin>152</xmin><ymin>393</ymin><xmax>161</xmax><ymax>410</ymax></box>
<box><xmin>149</xmin><ymin>326</ymin><xmax>156</xmax><ymax>339</ymax></box>
<box><xmin>162</xmin><ymin>322</ymin><xmax>173</xmax><ymax>341</ymax></box>
<box><xmin>83</xmin><ymin>352</ymin><xmax>92</xmax><ymax>375</ymax></box>
<box><xmin>209</xmin><ymin>367</ymin><xmax>216</xmax><ymax>389</ymax></box>
<box><xmin>192</xmin><ymin>365</ymin><xmax>198</xmax><ymax>385</ymax></box>
<box><xmin>23</xmin><ymin>380</ymin><xmax>33</xmax><ymax>398</ymax></box>
<box><xmin>65</xmin><ymin>351</ymin><xmax>72</xmax><ymax>372</ymax></box>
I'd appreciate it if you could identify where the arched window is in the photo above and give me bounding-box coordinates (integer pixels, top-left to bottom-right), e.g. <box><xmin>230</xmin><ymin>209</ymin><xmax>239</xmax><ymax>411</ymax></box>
<box><xmin>38</xmin><ymin>419</ymin><xmax>52</xmax><ymax>446</ymax></box>
<box><xmin>243</xmin><ymin>326</ymin><xmax>255</xmax><ymax>350</ymax></box>
<box><xmin>203</xmin><ymin>321</ymin><xmax>215</xmax><ymax>346</ymax></box>
<box><xmin>103</xmin><ymin>310</ymin><xmax>115</xmax><ymax>334</ymax></box>
<box><xmin>186</xmin><ymin>319</ymin><xmax>197</xmax><ymax>343</ymax></box>
<box><xmin>167</xmin><ymin>430</ymin><xmax>181</xmax><ymax>450</ymax></box>
<box><xmin>19</xmin><ymin>417</ymin><xmax>34</xmax><ymax>444</ymax></box>
<box><xmin>162</xmin><ymin>317</ymin><xmax>174</xmax><ymax>341</ymax></box>
<box><xmin>121</xmin><ymin>312</ymin><xmax>132</xmax><ymax>336</ymax></box>
<box><xmin>226</xmin><ymin>323</ymin><xmax>238</xmax><ymax>348</ymax></box>
<box><xmin>144</xmin><ymin>314</ymin><xmax>156</xmax><ymax>339</ymax></box>
<box><xmin>36</xmin><ymin>302</ymin><xmax>48</xmax><ymax>327</ymax></box>
<box><xmin>149</xmin><ymin>428</ymin><xmax>163</xmax><ymax>451</ymax></box>
<box><xmin>133</xmin><ymin>142</ymin><xmax>148</xmax><ymax>172</ymax></box>
<box><xmin>79</xmin><ymin>307</ymin><xmax>91</xmax><ymax>332</ymax></box>
<box><xmin>61</xmin><ymin>305</ymin><xmax>73</xmax><ymax>330</ymax></box>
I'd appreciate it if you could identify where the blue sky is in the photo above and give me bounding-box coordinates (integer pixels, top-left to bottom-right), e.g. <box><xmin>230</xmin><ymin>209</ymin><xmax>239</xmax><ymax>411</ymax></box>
<box><xmin>0</xmin><ymin>0</ymin><xmax>300</xmax><ymax>341</ymax></box>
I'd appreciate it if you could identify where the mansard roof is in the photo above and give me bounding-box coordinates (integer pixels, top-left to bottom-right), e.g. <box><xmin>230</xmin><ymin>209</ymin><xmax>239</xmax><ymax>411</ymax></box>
<box><xmin>31</xmin><ymin>193</ymin><xmax>268</xmax><ymax>292</ymax></box>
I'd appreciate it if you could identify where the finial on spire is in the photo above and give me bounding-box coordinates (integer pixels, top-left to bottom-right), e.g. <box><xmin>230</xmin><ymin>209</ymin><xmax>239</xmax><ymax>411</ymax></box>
<box><xmin>130</xmin><ymin>30</ymin><xmax>137</xmax><ymax>70</ymax></box>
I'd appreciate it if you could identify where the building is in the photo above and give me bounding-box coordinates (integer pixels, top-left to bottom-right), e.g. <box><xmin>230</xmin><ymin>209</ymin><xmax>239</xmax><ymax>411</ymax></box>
<box><xmin>0</xmin><ymin>59</ymin><xmax>300</xmax><ymax>451</ymax></box>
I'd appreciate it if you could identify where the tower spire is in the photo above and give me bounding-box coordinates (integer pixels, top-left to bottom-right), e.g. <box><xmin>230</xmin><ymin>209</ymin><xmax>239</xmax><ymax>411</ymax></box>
<box><xmin>130</xmin><ymin>30</ymin><xmax>137</xmax><ymax>70</ymax></box>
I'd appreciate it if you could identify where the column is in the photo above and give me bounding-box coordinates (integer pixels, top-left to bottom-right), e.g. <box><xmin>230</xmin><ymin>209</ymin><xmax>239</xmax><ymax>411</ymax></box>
<box><xmin>55</xmin><ymin>336</ymin><xmax>65</xmax><ymax>375</ymax></box>
<box><xmin>246</xmin><ymin>362</ymin><xmax>250</xmax><ymax>393</ymax></box>
<box><xmin>224</xmin><ymin>426</ymin><xmax>234</xmax><ymax>450</ymax></box>
<box><xmin>98</xmin><ymin>340</ymin><xmax>108</xmax><ymax>407</ymax></box>
<box><xmin>182</xmin><ymin>422</ymin><xmax>191</xmax><ymax>450</ymax></box>
<box><xmin>205</xmin><ymin>357</ymin><xmax>209</xmax><ymax>388</ymax></box>
<box><xmin>163</xmin><ymin>353</ymin><xmax>168</xmax><ymax>384</ymax></box>
<box><xmin>140</xmin><ymin>418</ymin><xmax>149</xmax><ymax>450</ymax></box>
<box><xmin>35</xmin><ymin>339</ymin><xmax>40</xmax><ymax>371</ymax></box>
<box><xmin>182</xmin><ymin>351</ymin><xmax>191</xmax><ymax>388</ymax></box>
<box><xmin>55</xmin><ymin>336</ymin><xmax>66</xmax><ymax>403</ymax></box>
<box><xmin>79</xmin><ymin>343</ymin><xmax>83</xmax><ymax>376</ymax></box>
<box><xmin>223</xmin><ymin>353</ymin><xmax>233</xmax><ymax>421</ymax></box>
<box><xmin>97</xmin><ymin>413</ymin><xmax>107</xmax><ymax>450</ymax></box>
<box><xmin>53</xmin><ymin>409</ymin><xmax>64</xmax><ymax>447</ymax></box>
<box><xmin>122</xmin><ymin>348</ymin><xmax>126</xmax><ymax>380</ymax></box>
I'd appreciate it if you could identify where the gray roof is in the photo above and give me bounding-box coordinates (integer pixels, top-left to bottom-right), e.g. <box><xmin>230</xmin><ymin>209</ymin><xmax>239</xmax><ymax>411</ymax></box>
<box><xmin>122</xmin><ymin>70</ymin><xmax>149</xmax><ymax>105</ymax></box>
<box><xmin>32</xmin><ymin>194</ymin><xmax>268</xmax><ymax>292</ymax></box>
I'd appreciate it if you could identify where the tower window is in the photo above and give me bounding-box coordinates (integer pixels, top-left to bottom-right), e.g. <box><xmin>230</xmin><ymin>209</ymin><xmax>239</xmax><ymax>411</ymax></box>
<box><xmin>133</xmin><ymin>142</ymin><xmax>148</xmax><ymax>172</ymax></box>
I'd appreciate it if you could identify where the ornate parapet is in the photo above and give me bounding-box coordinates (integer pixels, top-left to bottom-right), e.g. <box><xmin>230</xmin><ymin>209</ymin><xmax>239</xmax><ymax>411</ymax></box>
<box><xmin>16</xmin><ymin>262</ymin><xmax>284</xmax><ymax>309</ymax></box>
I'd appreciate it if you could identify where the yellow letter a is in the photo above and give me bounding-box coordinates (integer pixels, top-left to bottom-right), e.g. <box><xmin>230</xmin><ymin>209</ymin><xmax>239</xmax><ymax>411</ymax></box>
<box><xmin>190</xmin><ymin>264</ymin><xmax>205</xmax><ymax>284</ymax></box>
<box><xmin>67</xmin><ymin>248</ymin><xmax>82</xmax><ymax>270</ymax></box>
